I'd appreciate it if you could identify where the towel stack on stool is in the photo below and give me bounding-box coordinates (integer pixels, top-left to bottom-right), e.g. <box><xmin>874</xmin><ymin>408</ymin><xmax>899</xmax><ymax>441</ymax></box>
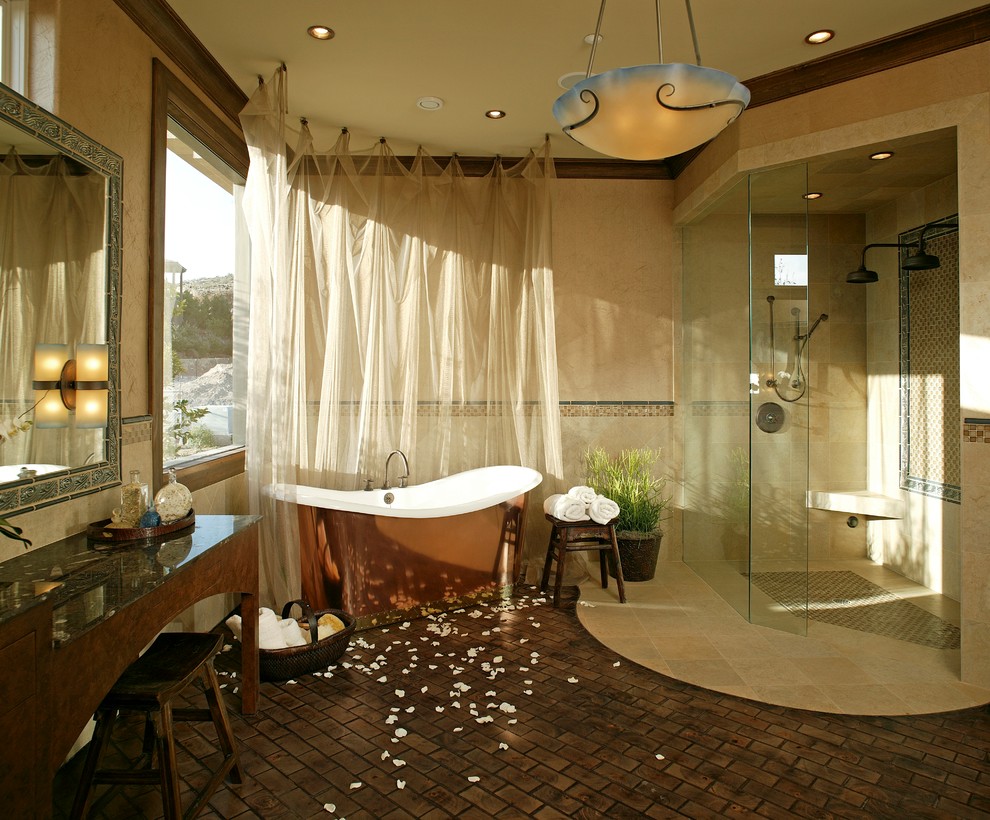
<box><xmin>543</xmin><ymin>485</ymin><xmax>620</xmax><ymax>524</ymax></box>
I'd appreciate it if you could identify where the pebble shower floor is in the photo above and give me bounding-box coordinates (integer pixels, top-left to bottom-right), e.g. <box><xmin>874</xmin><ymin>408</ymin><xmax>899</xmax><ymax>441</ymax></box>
<box><xmin>53</xmin><ymin>586</ymin><xmax>990</xmax><ymax>818</ymax></box>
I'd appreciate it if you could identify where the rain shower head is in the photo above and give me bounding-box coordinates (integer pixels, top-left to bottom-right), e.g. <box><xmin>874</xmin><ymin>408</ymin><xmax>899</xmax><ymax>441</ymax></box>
<box><xmin>901</xmin><ymin>249</ymin><xmax>941</xmax><ymax>270</ymax></box>
<box><xmin>847</xmin><ymin>241</ymin><xmax>917</xmax><ymax>284</ymax></box>
<box><xmin>847</xmin><ymin>264</ymin><xmax>879</xmax><ymax>284</ymax></box>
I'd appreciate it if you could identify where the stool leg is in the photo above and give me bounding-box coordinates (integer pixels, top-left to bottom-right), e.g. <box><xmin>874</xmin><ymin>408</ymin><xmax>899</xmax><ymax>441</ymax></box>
<box><xmin>552</xmin><ymin>530</ymin><xmax>569</xmax><ymax>607</ymax></box>
<box><xmin>598</xmin><ymin>549</ymin><xmax>609</xmax><ymax>589</ymax></box>
<box><xmin>608</xmin><ymin>527</ymin><xmax>627</xmax><ymax>604</ymax></box>
<box><xmin>540</xmin><ymin>527</ymin><xmax>558</xmax><ymax>593</ymax></box>
<box><xmin>154</xmin><ymin>704</ymin><xmax>182</xmax><ymax>820</ymax></box>
<box><xmin>202</xmin><ymin>661</ymin><xmax>243</xmax><ymax>784</ymax></box>
<box><xmin>69</xmin><ymin>707</ymin><xmax>117</xmax><ymax>820</ymax></box>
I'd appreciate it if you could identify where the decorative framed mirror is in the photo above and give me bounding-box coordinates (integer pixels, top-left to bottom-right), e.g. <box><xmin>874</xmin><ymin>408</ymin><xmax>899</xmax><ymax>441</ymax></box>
<box><xmin>0</xmin><ymin>82</ymin><xmax>122</xmax><ymax>516</ymax></box>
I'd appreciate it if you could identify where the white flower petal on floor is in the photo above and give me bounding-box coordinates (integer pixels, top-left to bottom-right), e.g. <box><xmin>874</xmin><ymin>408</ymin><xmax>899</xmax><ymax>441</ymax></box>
<box><xmin>349</xmin><ymin>782</ymin><xmax>362</xmax><ymax>789</ymax></box>
<box><xmin>377</xmin><ymin>676</ymin><xmax>387</xmax><ymax>683</ymax></box>
<box><xmin>453</xmin><ymin>727</ymin><xmax>463</xmax><ymax>732</ymax></box>
<box><xmin>468</xmin><ymin>776</ymin><xmax>481</xmax><ymax>783</ymax></box>
<box><xmin>381</xmin><ymin>751</ymin><xmax>390</xmax><ymax>760</ymax></box>
<box><xmin>393</xmin><ymin>759</ymin><xmax>406</xmax><ymax>767</ymax></box>
<box><xmin>396</xmin><ymin>779</ymin><xmax>406</xmax><ymax>790</ymax></box>
<box><xmin>385</xmin><ymin>715</ymin><xmax>398</xmax><ymax>724</ymax></box>
<box><xmin>324</xmin><ymin>803</ymin><xmax>335</xmax><ymax>813</ymax></box>
<box><xmin>499</xmin><ymin>702</ymin><xmax>516</xmax><ymax>713</ymax></box>
<box><xmin>498</xmin><ymin>743</ymin><xmax>509</xmax><ymax>751</ymax></box>
<box><xmin>613</xmin><ymin>661</ymin><xmax>621</xmax><ymax>667</ymax></box>
<box><xmin>656</xmin><ymin>753</ymin><xmax>665</xmax><ymax>760</ymax></box>
<box><xmin>524</xmin><ymin>690</ymin><xmax>533</xmax><ymax>695</ymax></box>
<box><xmin>395</xmin><ymin>689</ymin><xmax>405</xmax><ymax>697</ymax></box>
<box><xmin>394</xmin><ymin>728</ymin><xmax>408</xmax><ymax>738</ymax></box>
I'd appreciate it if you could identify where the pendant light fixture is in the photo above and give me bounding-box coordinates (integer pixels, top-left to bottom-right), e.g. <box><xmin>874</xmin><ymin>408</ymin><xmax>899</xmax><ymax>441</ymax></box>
<box><xmin>552</xmin><ymin>0</ymin><xmax>750</xmax><ymax>161</ymax></box>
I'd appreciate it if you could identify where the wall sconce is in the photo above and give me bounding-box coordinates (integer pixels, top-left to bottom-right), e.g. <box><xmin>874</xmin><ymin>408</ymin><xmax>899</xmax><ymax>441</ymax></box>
<box><xmin>32</xmin><ymin>343</ymin><xmax>110</xmax><ymax>428</ymax></box>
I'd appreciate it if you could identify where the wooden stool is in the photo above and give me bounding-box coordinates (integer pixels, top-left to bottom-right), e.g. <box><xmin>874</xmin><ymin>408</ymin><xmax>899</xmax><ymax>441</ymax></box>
<box><xmin>71</xmin><ymin>632</ymin><xmax>242</xmax><ymax>820</ymax></box>
<box><xmin>540</xmin><ymin>514</ymin><xmax>627</xmax><ymax>607</ymax></box>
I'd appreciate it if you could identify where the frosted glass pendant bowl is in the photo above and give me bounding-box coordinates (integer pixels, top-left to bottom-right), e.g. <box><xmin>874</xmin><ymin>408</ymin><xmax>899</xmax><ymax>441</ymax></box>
<box><xmin>553</xmin><ymin>63</ymin><xmax>751</xmax><ymax>161</ymax></box>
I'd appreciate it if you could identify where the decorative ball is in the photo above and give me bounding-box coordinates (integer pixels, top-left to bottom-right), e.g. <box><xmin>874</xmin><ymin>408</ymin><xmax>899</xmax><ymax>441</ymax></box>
<box><xmin>139</xmin><ymin>507</ymin><xmax>162</xmax><ymax>528</ymax></box>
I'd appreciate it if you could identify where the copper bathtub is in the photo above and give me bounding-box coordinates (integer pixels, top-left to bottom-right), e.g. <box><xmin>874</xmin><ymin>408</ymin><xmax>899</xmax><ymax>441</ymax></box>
<box><xmin>271</xmin><ymin>466</ymin><xmax>542</xmax><ymax>620</ymax></box>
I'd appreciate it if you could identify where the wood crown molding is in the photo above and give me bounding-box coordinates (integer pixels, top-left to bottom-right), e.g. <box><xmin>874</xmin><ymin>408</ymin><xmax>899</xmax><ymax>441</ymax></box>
<box><xmin>119</xmin><ymin>2</ymin><xmax>990</xmax><ymax>180</ymax></box>
<box><xmin>113</xmin><ymin>0</ymin><xmax>248</xmax><ymax>123</ymax></box>
<box><xmin>743</xmin><ymin>6</ymin><xmax>990</xmax><ymax>109</ymax></box>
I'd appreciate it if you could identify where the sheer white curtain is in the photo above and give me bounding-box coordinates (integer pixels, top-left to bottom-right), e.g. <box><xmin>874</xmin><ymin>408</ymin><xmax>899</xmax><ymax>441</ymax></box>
<box><xmin>241</xmin><ymin>70</ymin><xmax>563</xmax><ymax>606</ymax></box>
<box><xmin>0</xmin><ymin>151</ymin><xmax>106</xmax><ymax>466</ymax></box>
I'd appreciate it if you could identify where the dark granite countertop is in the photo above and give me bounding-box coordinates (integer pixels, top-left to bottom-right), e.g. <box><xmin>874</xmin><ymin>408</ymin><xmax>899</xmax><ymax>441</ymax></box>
<box><xmin>0</xmin><ymin>514</ymin><xmax>260</xmax><ymax>646</ymax></box>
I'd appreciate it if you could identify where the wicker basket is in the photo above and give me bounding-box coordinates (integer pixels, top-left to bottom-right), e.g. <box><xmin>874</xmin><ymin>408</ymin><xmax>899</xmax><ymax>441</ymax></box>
<box><xmin>258</xmin><ymin>600</ymin><xmax>355</xmax><ymax>682</ymax></box>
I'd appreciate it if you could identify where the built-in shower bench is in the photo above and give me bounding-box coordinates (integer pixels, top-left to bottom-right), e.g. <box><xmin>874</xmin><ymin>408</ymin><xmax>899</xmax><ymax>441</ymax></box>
<box><xmin>806</xmin><ymin>490</ymin><xmax>904</xmax><ymax>520</ymax></box>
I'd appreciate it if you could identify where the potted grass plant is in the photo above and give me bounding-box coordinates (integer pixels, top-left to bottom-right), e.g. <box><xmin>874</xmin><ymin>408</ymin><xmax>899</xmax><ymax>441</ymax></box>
<box><xmin>585</xmin><ymin>447</ymin><xmax>671</xmax><ymax>581</ymax></box>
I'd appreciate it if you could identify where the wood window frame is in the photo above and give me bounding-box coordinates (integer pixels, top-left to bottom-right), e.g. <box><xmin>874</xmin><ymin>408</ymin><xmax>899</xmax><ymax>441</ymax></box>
<box><xmin>150</xmin><ymin>58</ymin><xmax>249</xmax><ymax>493</ymax></box>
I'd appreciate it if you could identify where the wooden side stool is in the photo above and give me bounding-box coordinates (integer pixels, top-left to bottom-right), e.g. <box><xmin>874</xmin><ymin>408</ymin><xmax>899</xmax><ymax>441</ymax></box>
<box><xmin>71</xmin><ymin>632</ymin><xmax>242</xmax><ymax>820</ymax></box>
<box><xmin>540</xmin><ymin>514</ymin><xmax>627</xmax><ymax>607</ymax></box>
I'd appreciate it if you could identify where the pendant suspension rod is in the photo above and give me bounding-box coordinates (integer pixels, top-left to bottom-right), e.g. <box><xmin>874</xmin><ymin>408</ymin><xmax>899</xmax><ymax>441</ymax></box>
<box><xmin>685</xmin><ymin>0</ymin><xmax>702</xmax><ymax>65</ymax></box>
<box><xmin>656</xmin><ymin>0</ymin><xmax>664</xmax><ymax>64</ymax></box>
<box><xmin>585</xmin><ymin>0</ymin><xmax>608</xmax><ymax>79</ymax></box>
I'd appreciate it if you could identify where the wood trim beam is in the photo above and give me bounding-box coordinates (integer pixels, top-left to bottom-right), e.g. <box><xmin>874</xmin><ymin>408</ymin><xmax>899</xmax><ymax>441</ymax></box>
<box><xmin>744</xmin><ymin>6</ymin><xmax>990</xmax><ymax>110</ymax></box>
<box><xmin>114</xmin><ymin>0</ymin><xmax>248</xmax><ymax>123</ymax></box>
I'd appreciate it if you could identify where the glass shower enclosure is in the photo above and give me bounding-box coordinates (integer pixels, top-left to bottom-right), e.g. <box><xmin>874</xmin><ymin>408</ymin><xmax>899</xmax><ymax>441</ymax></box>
<box><xmin>681</xmin><ymin>163</ymin><xmax>811</xmax><ymax>634</ymax></box>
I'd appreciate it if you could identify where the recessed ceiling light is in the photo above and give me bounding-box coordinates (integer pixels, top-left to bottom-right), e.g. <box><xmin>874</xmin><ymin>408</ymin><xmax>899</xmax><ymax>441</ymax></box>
<box><xmin>804</xmin><ymin>29</ymin><xmax>834</xmax><ymax>45</ymax></box>
<box><xmin>803</xmin><ymin>192</ymin><xmax>823</xmax><ymax>200</ymax></box>
<box><xmin>583</xmin><ymin>33</ymin><xmax>603</xmax><ymax>46</ymax></box>
<box><xmin>416</xmin><ymin>96</ymin><xmax>444</xmax><ymax>111</ymax></box>
<box><xmin>869</xmin><ymin>150</ymin><xmax>895</xmax><ymax>161</ymax></box>
<box><xmin>485</xmin><ymin>109</ymin><xmax>506</xmax><ymax>119</ymax></box>
<box><xmin>307</xmin><ymin>25</ymin><xmax>335</xmax><ymax>40</ymax></box>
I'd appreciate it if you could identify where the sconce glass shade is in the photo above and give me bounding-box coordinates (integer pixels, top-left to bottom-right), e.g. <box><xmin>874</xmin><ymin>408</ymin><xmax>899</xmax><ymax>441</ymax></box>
<box><xmin>33</xmin><ymin>343</ymin><xmax>69</xmax><ymax>387</ymax></box>
<box><xmin>34</xmin><ymin>387</ymin><xmax>70</xmax><ymax>428</ymax></box>
<box><xmin>552</xmin><ymin>63</ymin><xmax>750</xmax><ymax>161</ymax></box>
<box><xmin>76</xmin><ymin>343</ymin><xmax>110</xmax><ymax>385</ymax></box>
<box><xmin>76</xmin><ymin>389</ymin><xmax>109</xmax><ymax>428</ymax></box>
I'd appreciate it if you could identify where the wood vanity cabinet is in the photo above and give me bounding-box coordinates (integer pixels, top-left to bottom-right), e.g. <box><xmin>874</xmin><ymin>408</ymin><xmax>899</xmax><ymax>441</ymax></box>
<box><xmin>0</xmin><ymin>599</ymin><xmax>53</xmax><ymax>819</ymax></box>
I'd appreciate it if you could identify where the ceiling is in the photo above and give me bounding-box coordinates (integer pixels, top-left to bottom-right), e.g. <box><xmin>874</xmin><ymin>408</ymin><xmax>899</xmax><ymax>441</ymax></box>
<box><xmin>166</xmin><ymin>0</ymin><xmax>988</xmax><ymax>160</ymax></box>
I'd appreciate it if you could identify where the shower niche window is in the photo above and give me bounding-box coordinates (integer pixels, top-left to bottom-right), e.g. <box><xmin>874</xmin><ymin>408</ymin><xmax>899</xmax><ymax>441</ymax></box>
<box><xmin>898</xmin><ymin>216</ymin><xmax>960</xmax><ymax>504</ymax></box>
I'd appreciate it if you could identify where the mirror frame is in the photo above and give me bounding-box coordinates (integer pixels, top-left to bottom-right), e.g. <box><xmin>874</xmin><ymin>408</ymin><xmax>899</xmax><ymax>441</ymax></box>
<box><xmin>0</xmin><ymin>82</ymin><xmax>122</xmax><ymax>517</ymax></box>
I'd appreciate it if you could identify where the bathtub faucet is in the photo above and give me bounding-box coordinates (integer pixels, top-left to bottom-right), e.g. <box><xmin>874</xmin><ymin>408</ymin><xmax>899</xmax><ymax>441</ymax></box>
<box><xmin>382</xmin><ymin>450</ymin><xmax>410</xmax><ymax>490</ymax></box>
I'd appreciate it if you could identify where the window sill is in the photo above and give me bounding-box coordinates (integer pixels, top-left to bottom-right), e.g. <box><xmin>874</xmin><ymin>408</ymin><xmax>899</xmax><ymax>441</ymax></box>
<box><xmin>164</xmin><ymin>447</ymin><xmax>245</xmax><ymax>493</ymax></box>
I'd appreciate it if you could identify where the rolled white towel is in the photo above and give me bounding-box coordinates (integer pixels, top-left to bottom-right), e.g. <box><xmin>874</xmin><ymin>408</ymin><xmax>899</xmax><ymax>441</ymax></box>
<box><xmin>225</xmin><ymin>614</ymin><xmax>243</xmax><ymax>642</ymax></box>
<box><xmin>552</xmin><ymin>492</ymin><xmax>590</xmax><ymax>522</ymax></box>
<box><xmin>280</xmin><ymin>617</ymin><xmax>308</xmax><ymax>647</ymax></box>
<box><xmin>589</xmin><ymin>494</ymin><xmax>620</xmax><ymax>525</ymax></box>
<box><xmin>543</xmin><ymin>494</ymin><xmax>563</xmax><ymax>514</ymax></box>
<box><xmin>568</xmin><ymin>485</ymin><xmax>597</xmax><ymax>506</ymax></box>
<box><xmin>258</xmin><ymin>621</ymin><xmax>287</xmax><ymax>650</ymax></box>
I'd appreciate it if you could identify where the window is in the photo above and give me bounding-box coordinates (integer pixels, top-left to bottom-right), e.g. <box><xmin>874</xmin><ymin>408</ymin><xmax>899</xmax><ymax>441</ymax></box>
<box><xmin>162</xmin><ymin>121</ymin><xmax>247</xmax><ymax>467</ymax></box>
<box><xmin>0</xmin><ymin>0</ymin><xmax>28</xmax><ymax>94</ymax></box>
<box><xmin>151</xmin><ymin>60</ymin><xmax>249</xmax><ymax>492</ymax></box>
<box><xmin>773</xmin><ymin>253</ymin><xmax>808</xmax><ymax>287</ymax></box>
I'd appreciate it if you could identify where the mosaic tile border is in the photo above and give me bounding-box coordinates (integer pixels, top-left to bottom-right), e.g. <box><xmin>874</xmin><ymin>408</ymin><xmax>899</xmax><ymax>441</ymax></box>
<box><xmin>122</xmin><ymin>415</ymin><xmax>153</xmax><ymax>446</ymax></box>
<box><xmin>311</xmin><ymin>400</ymin><xmax>676</xmax><ymax>418</ymax></box>
<box><xmin>963</xmin><ymin>419</ymin><xmax>990</xmax><ymax>443</ymax></box>
<box><xmin>898</xmin><ymin>217</ymin><xmax>960</xmax><ymax>505</ymax></box>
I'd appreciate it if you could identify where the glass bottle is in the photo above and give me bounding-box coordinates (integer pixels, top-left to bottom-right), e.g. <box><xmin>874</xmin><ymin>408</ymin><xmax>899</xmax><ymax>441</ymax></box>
<box><xmin>154</xmin><ymin>468</ymin><xmax>193</xmax><ymax>524</ymax></box>
<box><xmin>120</xmin><ymin>469</ymin><xmax>148</xmax><ymax>527</ymax></box>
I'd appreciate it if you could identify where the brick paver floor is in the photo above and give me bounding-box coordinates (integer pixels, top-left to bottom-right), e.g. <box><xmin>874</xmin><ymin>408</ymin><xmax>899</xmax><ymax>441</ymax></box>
<box><xmin>53</xmin><ymin>586</ymin><xmax>990</xmax><ymax>818</ymax></box>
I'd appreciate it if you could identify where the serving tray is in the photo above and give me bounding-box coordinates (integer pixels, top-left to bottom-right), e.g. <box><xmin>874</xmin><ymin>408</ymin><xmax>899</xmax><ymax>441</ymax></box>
<box><xmin>87</xmin><ymin>510</ymin><xmax>195</xmax><ymax>543</ymax></box>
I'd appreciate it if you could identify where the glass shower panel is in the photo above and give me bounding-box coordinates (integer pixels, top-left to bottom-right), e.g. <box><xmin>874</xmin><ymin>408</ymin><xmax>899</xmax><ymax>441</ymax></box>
<box><xmin>681</xmin><ymin>177</ymin><xmax>751</xmax><ymax>618</ymax></box>
<box><xmin>748</xmin><ymin>164</ymin><xmax>810</xmax><ymax>635</ymax></box>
